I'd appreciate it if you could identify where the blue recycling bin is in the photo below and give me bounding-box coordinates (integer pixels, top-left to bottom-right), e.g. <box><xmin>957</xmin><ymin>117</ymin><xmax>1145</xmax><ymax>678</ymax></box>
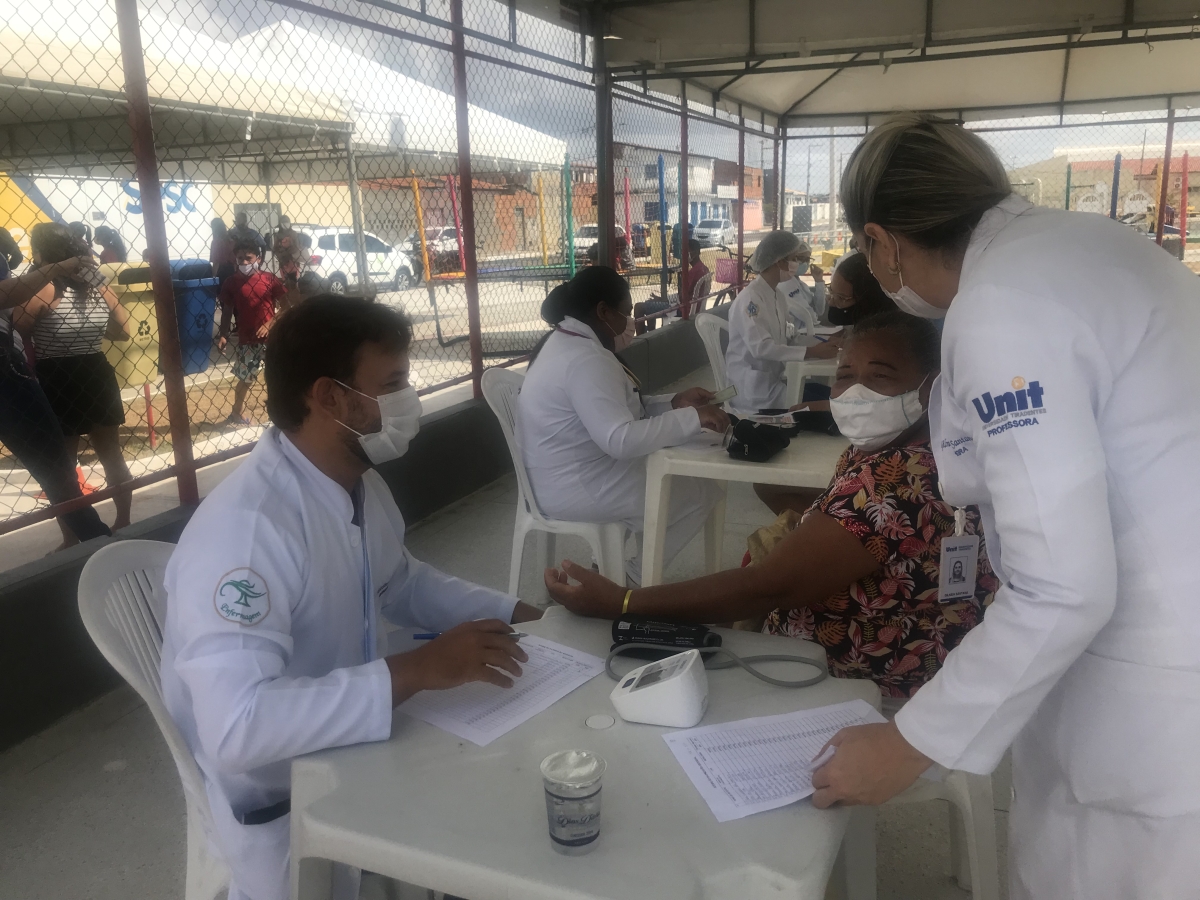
<box><xmin>169</xmin><ymin>258</ymin><xmax>213</xmax><ymax>281</ymax></box>
<box><xmin>172</xmin><ymin>277</ymin><xmax>219</xmax><ymax>375</ymax></box>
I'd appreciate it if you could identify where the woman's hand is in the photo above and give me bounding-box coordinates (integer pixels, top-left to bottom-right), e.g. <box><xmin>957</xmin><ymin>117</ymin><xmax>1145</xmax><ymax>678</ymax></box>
<box><xmin>810</xmin><ymin>721</ymin><xmax>931</xmax><ymax>808</ymax></box>
<box><xmin>544</xmin><ymin>560</ymin><xmax>626</xmax><ymax>618</ymax></box>
<box><xmin>672</xmin><ymin>386</ymin><xmax>715</xmax><ymax>409</ymax></box>
<box><xmin>50</xmin><ymin>256</ymin><xmax>96</xmax><ymax>280</ymax></box>
<box><xmin>697</xmin><ymin>404</ymin><xmax>731</xmax><ymax>432</ymax></box>
<box><xmin>810</xmin><ymin>264</ymin><xmax>826</xmax><ymax>283</ymax></box>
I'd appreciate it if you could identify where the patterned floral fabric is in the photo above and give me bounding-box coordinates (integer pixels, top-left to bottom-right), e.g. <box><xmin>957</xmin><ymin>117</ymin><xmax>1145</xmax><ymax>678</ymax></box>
<box><xmin>762</xmin><ymin>436</ymin><xmax>999</xmax><ymax>698</ymax></box>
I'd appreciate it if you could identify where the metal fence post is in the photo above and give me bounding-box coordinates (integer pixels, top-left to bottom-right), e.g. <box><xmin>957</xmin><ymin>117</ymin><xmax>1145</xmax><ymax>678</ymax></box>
<box><xmin>737</xmin><ymin>106</ymin><xmax>745</xmax><ymax>288</ymax></box>
<box><xmin>771</xmin><ymin>125</ymin><xmax>780</xmax><ymax>229</ymax></box>
<box><xmin>115</xmin><ymin>0</ymin><xmax>198</xmax><ymax>506</ymax></box>
<box><xmin>592</xmin><ymin>7</ymin><xmax>615</xmax><ymax>268</ymax></box>
<box><xmin>450</xmin><ymin>0</ymin><xmax>484</xmax><ymax>399</ymax></box>
<box><xmin>679</xmin><ymin>83</ymin><xmax>689</xmax><ymax>316</ymax></box>
<box><xmin>779</xmin><ymin>126</ymin><xmax>788</xmax><ymax>230</ymax></box>
<box><xmin>345</xmin><ymin>137</ymin><xmax>370</xmax><ymax>290</ymax></box>
<box><xmin>1156</xmin><ymin>107</ymin><xmax>1176</xmax><ymax>246</ymax></box>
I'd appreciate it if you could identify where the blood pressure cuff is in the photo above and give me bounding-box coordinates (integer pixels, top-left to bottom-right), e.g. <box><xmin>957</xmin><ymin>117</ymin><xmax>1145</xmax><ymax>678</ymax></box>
<box><xmin>726</xmin><ymin>418</ymin><xmax>791</xmax><ymax>463</ymax></box>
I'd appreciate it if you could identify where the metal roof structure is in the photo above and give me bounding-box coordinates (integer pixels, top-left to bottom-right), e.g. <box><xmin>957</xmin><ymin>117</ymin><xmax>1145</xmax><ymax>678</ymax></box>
<box><xmin>519</xmin><ymin>0</ymin><xmax>1200</xmax><ymax>128</ymax></box>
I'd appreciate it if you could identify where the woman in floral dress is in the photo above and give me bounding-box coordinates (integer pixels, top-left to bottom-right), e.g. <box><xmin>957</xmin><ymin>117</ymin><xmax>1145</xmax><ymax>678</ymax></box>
<box><xmin>544</xmin><ymin>311</ymin><xmax>998</xmax><ymax>699</ymax></box>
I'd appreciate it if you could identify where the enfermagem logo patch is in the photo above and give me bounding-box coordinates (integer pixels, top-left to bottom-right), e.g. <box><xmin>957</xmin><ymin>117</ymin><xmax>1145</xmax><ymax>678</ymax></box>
<box><xmin>971</xmin><ymin>377</ymin><xmax>1047</xmax><ymax>437</ymax></box>
<box><xmin>213</xmin><ymin>568</ymin><xmax>271</xmax><ymax>626</ymax></box>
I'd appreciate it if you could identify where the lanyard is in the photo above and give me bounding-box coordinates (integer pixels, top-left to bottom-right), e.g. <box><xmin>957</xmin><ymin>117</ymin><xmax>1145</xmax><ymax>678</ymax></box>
<box><xmin>351</xmin><ymin>485</ymin><xmax>375</xmax><ymax>665</ymax></box>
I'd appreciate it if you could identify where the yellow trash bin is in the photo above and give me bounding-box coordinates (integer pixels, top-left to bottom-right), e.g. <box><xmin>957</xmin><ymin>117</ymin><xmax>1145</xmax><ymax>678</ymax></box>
<box><xmin>99</xmin><ymin>262</ymin><xmax>161</xmax><ymax>389</ymax></box>
<box><xmin>818</xmin><ymin>248</ymin><xmax>847</xmax><ymax>269</ymax></box>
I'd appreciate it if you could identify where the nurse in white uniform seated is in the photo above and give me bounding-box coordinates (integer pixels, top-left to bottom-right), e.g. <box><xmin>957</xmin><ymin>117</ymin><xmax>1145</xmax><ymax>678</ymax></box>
<box><xmin>778</xmin><ymin>239</ymin><xmax>828</xmax><ymax>328</ymax></box>
<box><xmin>159</xmin><ymin>296</ymin><xmax>541</xmax><ymax>900</ymax></box>
<box><xmin>726</xmin><ymin>231</ymin><xmax>840</xmax><ymax>411</ymax></box>
<box><xmin>810</xmin><ymin>113</ymin><xmax>1200</xmax><ymax>899</ymax></box>
<box><xmin>518</xmin><ymin>266</ymin><xmax>729</xmax><ymax>583</ymax></box>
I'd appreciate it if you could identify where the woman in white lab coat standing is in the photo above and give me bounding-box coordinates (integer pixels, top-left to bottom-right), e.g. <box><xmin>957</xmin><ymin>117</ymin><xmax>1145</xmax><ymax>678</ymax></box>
<box><xmin>726</xmin><ymin>231</ymin><xmax>839</xmax><ymax>411</ymax></box>
<box><xmin>518</xmin><ymin>267</ymin><xmax>729</xmax><ymax>583</ymax></box>
<box><xmin>809</xmin><ymin>113</ymin><xmax>1200</xmax><ymax>898</ymax></box>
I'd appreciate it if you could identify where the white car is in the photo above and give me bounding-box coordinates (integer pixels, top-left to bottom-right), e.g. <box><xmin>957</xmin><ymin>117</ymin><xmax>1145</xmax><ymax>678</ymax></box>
<box><xmin>572</xmin><ymin>224</ymin><xmax>626</xmax><ymax>259</ymax></box>
<box><xmin>693</xmin><ymin>218</ymin><xmax>736</xmax><ymax>247</ymax></box>
<box><xmin>307</xmin><ymin>227</ymin><xmax>419</xmax><ymax>292</ymax></box>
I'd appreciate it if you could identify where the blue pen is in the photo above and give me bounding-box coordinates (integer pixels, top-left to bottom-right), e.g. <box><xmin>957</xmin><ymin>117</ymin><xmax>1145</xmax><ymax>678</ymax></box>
<box><xmin>413</xmin><ymin>632</ymin><xmax>528</xmax><ymax>640</ymax></box>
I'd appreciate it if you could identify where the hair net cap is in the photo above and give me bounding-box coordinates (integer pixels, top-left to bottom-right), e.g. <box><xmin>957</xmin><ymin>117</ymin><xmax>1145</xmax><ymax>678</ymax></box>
<box><xmin>748</xmin><ymin>230</ymin><xmax>802</xmax><ymax>273</ymax></box>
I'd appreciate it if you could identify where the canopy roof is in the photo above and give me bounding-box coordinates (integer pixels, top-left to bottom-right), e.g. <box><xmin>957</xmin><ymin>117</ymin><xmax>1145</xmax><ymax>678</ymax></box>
<box><xmin>521</xmin><ymin>0</ymin><xmax>1200</xmax><ymax>127</ymax></box>
<box><xmin>1</xmin><ymin>0</ymin><xmax>565</xmax><ymax>183</ymax></box>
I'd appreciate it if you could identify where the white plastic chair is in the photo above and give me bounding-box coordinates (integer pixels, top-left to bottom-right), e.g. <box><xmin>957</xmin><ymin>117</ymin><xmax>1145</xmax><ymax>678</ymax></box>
<box><xmin>836</xmin><ymin>745</ymin><xmax>1000</xmax><ymax>900</ymax></box>
<box><xmin>78</xmin><ymin>540</ymin><xmax>230</xmax><ymax>900</ymax></box>
<box><xmin>481</xmin><ymin>368</ymin><xmax>627</xmax><ymax>596</ymax></box>
<box><xmin>693</xmin><ymin>312</ymin><xmax>729</xmax><ymax>392</ymax></box>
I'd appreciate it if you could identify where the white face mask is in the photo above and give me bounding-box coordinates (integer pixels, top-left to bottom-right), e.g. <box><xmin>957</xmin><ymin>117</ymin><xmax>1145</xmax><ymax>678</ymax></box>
<box><xmin>868</xmin><ymin>235</ymin><xmax>947</xmax><ymax>320</ymax></box>
<box><xmin>785</xmin><ymin>259</ymin><xmax>801</xmax><ymax>277</ymax></box>
<box><xmin>335</xmin><ymin>382</ymin><xmax>422</xmax><ymax>464</ymax></box>
<box><xmin>830</xmin><ymin>381</ymin><xmax>926</xmax><ymax>452</ymax></box>
<box><xmin>238</xmin><ymin>263</ymin><xmax>256</xmax><ymax>276</ymax></box>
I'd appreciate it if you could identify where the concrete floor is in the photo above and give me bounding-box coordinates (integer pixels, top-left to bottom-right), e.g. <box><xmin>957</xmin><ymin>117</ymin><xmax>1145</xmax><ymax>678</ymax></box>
<box><xmin>0</xmin><ymin>470</ymin><xmax>1009</xmax><ymax>900</ymax></box>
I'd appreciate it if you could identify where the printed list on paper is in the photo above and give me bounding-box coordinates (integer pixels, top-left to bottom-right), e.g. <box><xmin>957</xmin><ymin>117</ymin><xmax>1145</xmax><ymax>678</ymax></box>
<box><xmin>662</xmin><ymin>699</ymin><xmax>887</xmax><ymax>822</ymax></box>
<box><xmin>398</xmin><ymin>636</ymin><xmax>605</xmax><ymax>746</ymax></box>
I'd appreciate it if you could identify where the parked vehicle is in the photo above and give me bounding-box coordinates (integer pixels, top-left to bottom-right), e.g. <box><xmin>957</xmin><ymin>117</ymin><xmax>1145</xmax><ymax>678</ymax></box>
<box><xmin>306</xmin><ymin>227</ymin><xmax>418</xmax><ymax>292</ymax></box>
<box><xmin>572</xmin><ymin>224</ymin><xmax>627</xmax><ymax>260</ymax></box>
<box><xmin>693</xmin><ymin>218</ymin><xmax>736</xmax><ymax>247</ymax></box>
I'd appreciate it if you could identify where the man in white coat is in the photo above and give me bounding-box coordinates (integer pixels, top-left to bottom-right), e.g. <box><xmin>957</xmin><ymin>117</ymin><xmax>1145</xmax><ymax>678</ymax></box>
<box><xmin>811</xmin><ymin>113</ymin><xmax>1200</xmax><ymax>898</ymax></box>
<box><xmin>160</xmin><ymin>295</ymin><xmax>540</xmax><ymax>900</ymax></box>
<box><xmin>726</xmin><ymin>231</ymin><xmax>839</xmax><ymax>410</ymax></box>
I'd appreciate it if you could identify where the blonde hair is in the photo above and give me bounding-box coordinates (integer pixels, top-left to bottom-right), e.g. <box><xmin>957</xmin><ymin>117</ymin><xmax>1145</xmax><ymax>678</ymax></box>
<box><xmin>841</xmin><ymin>113</ymin><xmax>1010</xmax><ymax>252</ymax></box>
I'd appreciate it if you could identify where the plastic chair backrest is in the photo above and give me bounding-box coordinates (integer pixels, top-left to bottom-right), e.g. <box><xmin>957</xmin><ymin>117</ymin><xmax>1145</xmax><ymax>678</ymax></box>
<box><xmin>792</xmin><ymin>297</ymin><xmax>817</xmax><ymax>336</ymax></box>
<box><xmin>692</xmin><ymin>271</ymin><xmax>713</xmax><ymax>305</ymax></box>
<box><xmin>694</xmin><ymin>313</ymin><xmax>729</xmax><ymax>391</ymax></box>
<box><xmin>77</xmin><ymin>540</ymin><xmax>217</xmax><ymax>845</ymax></box>
<box><xmin>714</xmin><ymin>257</ymin><xmax>739</xmax><ymax>285</ymax></box>
<box><xmin>481</xmin><ymin>367</ymin><xmax>551</xmax><ymax>525</ymax></box>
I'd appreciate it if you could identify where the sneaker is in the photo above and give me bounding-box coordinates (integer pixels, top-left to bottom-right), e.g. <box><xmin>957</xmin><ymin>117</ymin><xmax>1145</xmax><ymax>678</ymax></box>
<box><xmin>225</xmin><ymin>413</ymin><xmax>251</xmax><ymax>427</ymax></box>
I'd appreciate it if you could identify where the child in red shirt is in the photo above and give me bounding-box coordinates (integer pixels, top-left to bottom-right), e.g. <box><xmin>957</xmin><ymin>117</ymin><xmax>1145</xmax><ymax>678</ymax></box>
<box><xmin>217</xmin><ymin>243</ymin><xmax>286</xmax><ymax>425</ymax></box>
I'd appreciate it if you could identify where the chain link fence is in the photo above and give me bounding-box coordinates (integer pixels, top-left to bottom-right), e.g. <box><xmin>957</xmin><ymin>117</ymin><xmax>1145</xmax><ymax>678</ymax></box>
<box><xmin>2</xmin><ymin>0</ymin><xmax>1198</xmax><ymax>550</ymax></box>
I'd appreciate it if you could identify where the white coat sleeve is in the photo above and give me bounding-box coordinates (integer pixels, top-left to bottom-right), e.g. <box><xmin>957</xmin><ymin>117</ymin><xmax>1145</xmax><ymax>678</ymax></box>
<box><xmin>168</xmin><ymin>513</ymin><xmax>392</xmax><ymax>776</ymax></box>
<box><xmin>894</xmin><ymin>287</ymin><xmax>1117</xmax><ymax>774</ymax></box>
<box><xmin>812</xmin><ymin>280</ymin><xmax>827</xmax><ymax>317</ymax></box>
<box><xmin>643</xmin><ymin>393</ymin><xmax>678</xmax><ymax>416</ymax></box>
<box><xmin>565</xmin><ymin>354</ymin><xmax>701</xmax><ymax>460</ymax></box>
<box><xmin>379</xmin><ymin>548</ymin><xmax>518</xmax><ymax>630</ymax></box>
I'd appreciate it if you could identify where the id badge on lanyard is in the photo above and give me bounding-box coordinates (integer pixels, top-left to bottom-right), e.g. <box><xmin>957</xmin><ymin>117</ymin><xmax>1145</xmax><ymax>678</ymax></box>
<box><xmin>938</xmin><ymin>508</ymin><xmax>979</xmax><ymax>603</ymax></box>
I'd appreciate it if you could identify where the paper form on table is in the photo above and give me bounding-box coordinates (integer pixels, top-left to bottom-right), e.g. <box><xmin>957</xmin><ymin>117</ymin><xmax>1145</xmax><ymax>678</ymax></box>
<box><xmin>662</xmin><ymin>699</ymin><xmax>887</xmax><ymax>822</ymax></box>
<box><xmin>398</xmin><ymin>636</ymin><xmax>605</xmax><ymax>746</ymax></box>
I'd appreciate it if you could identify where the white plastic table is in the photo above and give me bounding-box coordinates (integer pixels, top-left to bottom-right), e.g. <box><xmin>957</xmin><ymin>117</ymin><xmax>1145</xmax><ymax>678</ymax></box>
<box><xmin>785</xmin><ymin>358</ymin><xmax>838</xmax><ymax>407</ymax></box>
<box><xmin>641</xmin><ymin>432</ymin><xmax>848</xmax><ymax>587</ymax></box>
<box><xmin>291</xmin><ymin>608</ymin><xmax>880</xmax><ymax>900</ymax></box>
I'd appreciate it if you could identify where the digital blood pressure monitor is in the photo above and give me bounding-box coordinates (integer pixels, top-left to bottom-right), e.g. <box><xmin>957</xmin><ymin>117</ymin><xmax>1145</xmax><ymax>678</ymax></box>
<box><xmin>609</xmin><ymin>649</ymin><xmax>709</xmax><ymax>728</ymax></box>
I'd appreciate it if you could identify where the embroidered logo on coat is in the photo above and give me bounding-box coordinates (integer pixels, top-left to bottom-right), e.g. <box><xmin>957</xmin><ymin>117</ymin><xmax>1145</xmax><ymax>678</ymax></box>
<box><xmin>747</xmin><ymin>300</ymin><xmax>759</xmax><ymax>317</ymax></box>
<box><xmin>213</xmin><ymin>568</ymin><xmax>271</xmax><ymax>626</ymax></box>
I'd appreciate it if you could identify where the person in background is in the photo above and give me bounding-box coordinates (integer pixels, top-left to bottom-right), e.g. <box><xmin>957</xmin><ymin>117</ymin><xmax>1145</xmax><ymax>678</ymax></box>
<box><xmin>824</xmin><ymin>250</ymin><xmax>897</xmax><ymax>327</ymax></box>
<box><xmin>547</xmin><ymin>312</ymin><xmax>996</xmax><ymax>702</ymax></box>
<box><xmin>161</xmin><ymin>296</ymin><xmax>541</xmax><ymax>900</ymax></box>
<box><xmin>271</xmin><ymin>215</ymin><xmax>306</xmax><ymax>310</ymax></box>
<box><xmin>93</xmin><ymin>226</ymin><xmax>127</xmax><ymax>265</ymax></box>
<box><xmin>67</xmin><ymin>222</ymin><xmax>94</xmax><ymax>255</ymax></box>
<box><xmin>778</xmin><ymin>240</ymin><xmax>827</xmax><ymax>328</ymax></box>
<box><xmin>633</xmin><ymin>240</ymin><xmax>707</xmax><ymax>335</ymax></box>
<box><xmin>679</xmin><ymin>238</ymin><xmax>711</xmax><ymax>317</ymax></box>
<box><xmin>0</xmin><ymin>250</ymin><xmax>112</xmax><ymax>546</ymax></box>
<box><xmin>726</xmin><ymin>230</ymin><xmax>841</xmax><ymax>411</ymax></box>
<box><xmin>209</xmin><ymin>218</ymin><xmax>236</xmax><ymax>286</ymax></box>
<box><xmin>13</xmin><ymin>222</ymin><xmax>133</xmax><ymax>540</ymax></box>
<box><xmin>217</xmin><ymin>241</ymin><xmax>286</xmax><ymax>426</ymax></box>
<box><xmin>0</xmin><ymin>227</ymin><xmax>23</xmax><ymax>272</ymax></box>
<box><xmin>228</xmin><ymin>212</ymin><xmax>269</xmax><ymax>259</ymax></box>
<box><xmin>519</xmin><ymin>267</ymin><xmax>729</xmax><ymax>585</ymax></box>
<box><xmin>296</xmin><ymin>271</ymin><xmax>325</xmax><ymax>303</ymax></box>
